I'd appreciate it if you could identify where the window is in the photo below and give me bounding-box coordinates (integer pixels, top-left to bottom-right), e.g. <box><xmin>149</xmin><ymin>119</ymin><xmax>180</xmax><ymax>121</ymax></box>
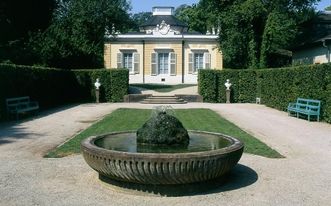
<box><xmin>117</xmin><ymin>52</ymin><xmax>140</xmax><ymax>74</ymax></box>
<box><xmin>189</xmin><ymin>52</ymin><xmax>211</xmax><ymax>74</ymax></box>
<box><xmin>151</xmin><ymin>52</ymin><xmax>176</xmax><ymax>76</ymax></box>
<box><xmin>123</xmin><ymin>53</ymin><xmax>133</xmax><ymax>72</ymax></box>
<box><xmin>194</xmin><ymin>53</ymin><xmax>204</xmax><ymax>72</ymax></box>
<box><xmin>158</xmin><ymin>53</ymin><xmax>169</xmax><ymax>74</ymax></box>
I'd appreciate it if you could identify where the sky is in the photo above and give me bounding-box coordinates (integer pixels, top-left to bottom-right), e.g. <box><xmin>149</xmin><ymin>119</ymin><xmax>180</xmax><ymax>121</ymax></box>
<box><xmin>129</xmin><ymin>0</ymin><xmax>331</xmax><ymax>14</ymax></box>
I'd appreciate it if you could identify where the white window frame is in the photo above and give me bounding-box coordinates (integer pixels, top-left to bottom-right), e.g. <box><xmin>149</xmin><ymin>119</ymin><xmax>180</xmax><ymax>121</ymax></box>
<box><xmin>123</xmin><ymin>52</ymin><xmax>134</xmax><ymax>74</ymax></box>
<box><xmin>117</xmin><ymin>51</ymin><xmax>140</xmax><ymax>75</ymax></box>
<box><xmin>189</xmin><ymin>52</ymin><xmax>211</xmax><ymax>74</ymax></box>
<box><xmin>193</xmin><ymin>53</ymin><xmax>204</xmax><ymax>73</ymax></box>
<box><xmin>151</xmin><ymin>51</ymin><xmax>176</xmax><ymax>76</ymax></box>
<box><xmin>157</xmin><ymin>52</ymin><xmax>170</xmax><ymax>75</ymax></box>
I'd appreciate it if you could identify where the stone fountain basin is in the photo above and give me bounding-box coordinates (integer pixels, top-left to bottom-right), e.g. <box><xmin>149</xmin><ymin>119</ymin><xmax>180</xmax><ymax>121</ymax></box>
<box><xmin>81</xmin><ymin>131</ymin><xmax>244</xmax><ymax>185</ymax></box>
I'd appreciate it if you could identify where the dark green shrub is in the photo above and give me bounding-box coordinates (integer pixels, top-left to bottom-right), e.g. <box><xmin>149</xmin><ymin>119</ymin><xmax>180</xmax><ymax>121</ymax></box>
<box><xmin>198</xmin><ymin>69</ymin><xmax>219</xmax><ymax>102</ymax></box>
<box><xmin>238</xmin><ymin>70</ymin><xmax>257</xmax><ymax>103</ymax></box>
<box><xmin>259</xmin><ymin>65</ymin><xmax>329</xmax><ymax>112</ymax></box>
<box><xmin>198</xmin><ymin>64</ymin><xmax>331</xmax><ymax>123</ymax></box>
<box><xmin>109</xmin><ymin>69</ymin><xmax>129</xmax><ymax>102</ymax></box>
<box><xmin>0</xmin><ymin>64</ymin><xmax>129</xmax><ymax>120</ymax></box>
<box><xmin>325</xmin><ymin>66</ymin><xmax>331</xmax><ymax>122</ymax></box>
<box><xmin>258</xmin><ymin>68</ymin><xmax>297</xmax><ymax>110</ymax></box>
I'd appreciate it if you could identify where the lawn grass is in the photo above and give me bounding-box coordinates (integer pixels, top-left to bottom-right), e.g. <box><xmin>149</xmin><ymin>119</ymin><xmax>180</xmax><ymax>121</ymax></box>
<box><xmin>46</xmin><ymin>108</ymin><xmax>283</xmax><ymax>158</ymax></box>
<box><xmin>130</xmin><ymin>84</ymin><xmax>196</xmax><ymax>93</ymax></box>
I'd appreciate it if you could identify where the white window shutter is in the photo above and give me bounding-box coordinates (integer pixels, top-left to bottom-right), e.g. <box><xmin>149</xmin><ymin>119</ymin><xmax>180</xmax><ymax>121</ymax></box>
<box><xmin>170</xmin><ymin>52</ymin><xmax>177</xmax><ymax>76</ymax></box>
<box><xmin>188</xmin><ymin>53</ymin><xmax>193</xmax><ymax>74</ymax></box>
<box><xmin>134</xmin><ymin>53</ymin><xmax>140</xmax><ymax>74</ymax></box>
<box><xmin>117</xmin><ymin>53</ymin><xmax>123</xmax><ymax>68</ymax></box>
<box><xmin>151</xmin><ymin>53</ymin><xmax>157</xmax><ymax>76</ymax></box>
<box><xmin>204</xmin><ymin>53</ymin><xmax>211</xmax><ymax>69</ymax></box>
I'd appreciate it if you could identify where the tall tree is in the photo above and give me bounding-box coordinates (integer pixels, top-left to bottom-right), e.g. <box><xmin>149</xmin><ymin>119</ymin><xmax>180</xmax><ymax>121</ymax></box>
<box><xmin>131</xmin><ymin>12</ymin><xmax>152</xmax><ymax>31</ymax></box>
<box><xmin>175</xmin><ymin>3</ymin><xmax>217</xmax><ymax>33</ymax></box>
<box><xmin>0</xmin><ymin>0</ymin><xmax>56</xmax><ymax>43</ymax></box>
<box><xmin>30</xmin><ymin>0</ymin><xmax>133</xmax><ymax>68</ymax></box>
<box><xmin>0</xmin><ymin>0</ymin><xmax>56</xmax><ymax>64</ymax></box>
<box><xmin>195</xmin><ymin>0</ymin><xmax>320</xmax><ymax>69</ymax></box>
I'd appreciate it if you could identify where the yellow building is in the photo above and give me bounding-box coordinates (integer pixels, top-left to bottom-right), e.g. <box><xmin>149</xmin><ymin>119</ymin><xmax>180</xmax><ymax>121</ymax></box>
<box><xmin>104</xmin><ymin>7</ymin><xmax>223</xmax><ymax>84</ymax></box>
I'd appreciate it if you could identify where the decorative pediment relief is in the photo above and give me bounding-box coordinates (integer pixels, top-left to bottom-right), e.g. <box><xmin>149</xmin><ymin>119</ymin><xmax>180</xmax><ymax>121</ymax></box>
<box><xmin>146</xmin><ymin>20</ymin><xmax>180</xmax><ymax>35</ymax></box>
<box><xmin>157</xmin><ymin>20</ymin><xmax>171</xmax><ymax>35</ymax></box>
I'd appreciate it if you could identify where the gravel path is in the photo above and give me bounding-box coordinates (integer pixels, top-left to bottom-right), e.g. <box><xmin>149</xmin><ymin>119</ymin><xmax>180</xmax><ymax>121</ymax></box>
<box><xmin>0</xmin><ymin>103</ymin><xmax>330</xmax><ymax>206</ymax></box>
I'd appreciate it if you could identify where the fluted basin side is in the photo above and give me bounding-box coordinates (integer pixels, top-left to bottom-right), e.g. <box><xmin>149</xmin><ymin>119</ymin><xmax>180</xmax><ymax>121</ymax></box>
<box><xmin>81</xmin><ymin>131</ymin><xmax>244</xmax><ymax>185</ymax></box>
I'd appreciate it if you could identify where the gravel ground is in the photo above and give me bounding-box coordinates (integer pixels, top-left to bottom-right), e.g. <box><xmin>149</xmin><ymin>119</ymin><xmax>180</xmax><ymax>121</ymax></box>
<box><xmin>0</xmin><ymin>103</ymin><xmax>330</xmax><ymax>206</ymax></box>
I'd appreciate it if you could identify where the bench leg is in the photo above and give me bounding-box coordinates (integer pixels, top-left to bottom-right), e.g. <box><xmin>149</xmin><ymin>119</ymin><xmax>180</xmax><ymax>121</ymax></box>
<box><xmin>308</xmin><ymin>114</ymin><xmax>310</xmax><ymax>122</ymax></box>
<box><xmin>317</xmin><ymin>115</ymin><xmax>320</xmax><ymax>122</ymax></box>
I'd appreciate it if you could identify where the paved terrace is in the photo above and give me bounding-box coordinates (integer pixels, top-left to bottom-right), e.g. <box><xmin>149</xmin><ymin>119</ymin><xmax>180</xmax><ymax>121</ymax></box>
<box><xmin>0</xmin><ymin>103</ymin><xmax>330</xmax><ymax>206</ymax></box>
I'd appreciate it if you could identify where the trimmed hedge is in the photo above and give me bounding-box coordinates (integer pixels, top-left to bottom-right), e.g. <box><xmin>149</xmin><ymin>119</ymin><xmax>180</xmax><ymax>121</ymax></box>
<box><xmin>0</xmin><ymin>64</ymin><xmax>129</xmax><ymax>120</ymax></box>
<box><xmin>198</xmin><ymin>69</ymin><xmax>219</xmax><ymax>102</ymax></box>
<box><xmin>198</xmin><ymin>64</ymin><xmax>331</xmax><ymax>123</ymax></box>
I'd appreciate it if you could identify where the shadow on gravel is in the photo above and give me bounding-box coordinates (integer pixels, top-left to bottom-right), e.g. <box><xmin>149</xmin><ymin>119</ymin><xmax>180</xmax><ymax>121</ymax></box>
<box><xmin>99</xmin><ymin>164</ymin><xmax>258</xmax><ymax>197</ymax></box>
<box><xmin>0</xmin><ymin>104</ymin><xmax>78</xmax><ymax>145</ymax></box>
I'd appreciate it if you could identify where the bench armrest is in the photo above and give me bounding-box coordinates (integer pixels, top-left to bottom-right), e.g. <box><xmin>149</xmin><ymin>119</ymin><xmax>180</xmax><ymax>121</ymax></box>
<box><xmin>288</xmin><ymin>103</ymin><xmax>296</xmax><ymax>108</ymax></box>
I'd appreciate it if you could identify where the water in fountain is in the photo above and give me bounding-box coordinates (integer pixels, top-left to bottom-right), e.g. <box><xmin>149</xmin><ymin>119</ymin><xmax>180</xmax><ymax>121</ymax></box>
<box><xmin>95</xmin><ymin>132</ymin><xmax>230</xmax><ymax>153</ymax></box>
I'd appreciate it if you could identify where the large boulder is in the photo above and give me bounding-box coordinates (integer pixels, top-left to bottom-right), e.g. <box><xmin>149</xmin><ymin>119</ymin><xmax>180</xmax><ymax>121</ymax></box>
<box><xmin>137</xmin><ymin>111</ymin><xmax>189</xmax><ymax>145</ymax></box>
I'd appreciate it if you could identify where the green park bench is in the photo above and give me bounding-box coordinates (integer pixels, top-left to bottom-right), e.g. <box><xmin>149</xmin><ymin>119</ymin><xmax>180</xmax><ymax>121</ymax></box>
<box><xmin>6</xmin><ymin>96</ymin><xmax>39</xmax><ymax>120</ymax></box>
<box><xmin>287</xmin><ymin>98</ymin><xmax>321</xmax><ymax>122</ymax></box>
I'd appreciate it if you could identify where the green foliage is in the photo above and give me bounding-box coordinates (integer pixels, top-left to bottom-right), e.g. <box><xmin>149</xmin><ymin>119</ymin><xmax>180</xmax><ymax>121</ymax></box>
<box><xmin>0</xmin><ymin>64</ymin><xmax>129</xmax><ymax>120</ymax></box>
<box><xmin>0</xmin><ymin>0</ymin><xmax>56</xmax><ymax>44</ymax></box>
<box><xmin>198</xmin><ymin>64</ymin><xmax>331</xmax><ymax>123</ymax></box>
<box><xmin>27</xmin><ymin>0</ymin><xmax>132</xmax><ymax>69</ymax></box>
<box><xmin>1</xmin><ymin>0</ymin><xmax>133</xmax><ymax>68</ymax></box>
<box><xmin>137</xmin><ymin>111</ymin><xmax>189</xmax><ymax>145</ymax></box>
<box><xmin>198</xmin><ymin>70</ymin><xmax>219</xmax><ymax>102</ymax></box>
<box><xmin>260</xmin><ymin>12</ymin><xmax>296</xmax><ymax>68</ymax></box>
<box><xmin>238</xmin><ymin>70</ymin><xmax>258</xmax><ymax>102</ymax></box>
<box><xmin>325</xmin><ymin>67</ymin><xmax>331</xmax><ymax>122</ymax></box>
<box><xmin>46</xmin><ymin>108</ymin><xmax>283</xmax><ymax>158</ymax></box>
<box><xmin>191</xmin><ymin>0</ymin><xmax>318</xmax><ymax>69</ymax></box>
<box><xmin>174</xmin><ymin>4</ymin><xmax>211</xmax><ymax>33</ymax></box>
<box><xmin>109</xmin><ymin>69</ymin><xmax>129</xmax><ymax>102</ymax></box>
<box><xmin>0</xmin><ymin>0</ymin><xmax>56</xmax><ymax>64</ymax></box>
<box><xmin>131</xmin><ymin>12</ymin><xmax>153</xmax><ymax>31</ymax></box>
<box><xmin>199</xmin><ymin>69</ymin><xmax>256</xmax><ymax>103</ymax></box>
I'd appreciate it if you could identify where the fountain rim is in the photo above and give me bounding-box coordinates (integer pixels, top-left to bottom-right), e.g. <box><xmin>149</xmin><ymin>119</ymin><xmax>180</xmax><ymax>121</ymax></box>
<box><xmin>81</xmin><ymin>130</ymin><xmax>244</xmax><ymax>158</ymax></box>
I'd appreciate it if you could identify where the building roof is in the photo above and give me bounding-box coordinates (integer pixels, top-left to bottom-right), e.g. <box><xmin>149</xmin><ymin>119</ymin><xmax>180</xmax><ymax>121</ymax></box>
<box><xmin>140</xmin><ymin>15</ymin><xmax>188</xmax><ymax>28</ymax></box>
<box><xmin>292</xmin><ymin>12</ymin><xmax>331</xmax><ymax>50</ymax></box>
<box><xmin>317</xmin><ymin>11</ymin><xmax>331</xmax><ymax>22</ymax></box>
<box><xmin>105</xmin><ymin>33</ymin><xmax>218</xmax><ymax>42</ymax></box>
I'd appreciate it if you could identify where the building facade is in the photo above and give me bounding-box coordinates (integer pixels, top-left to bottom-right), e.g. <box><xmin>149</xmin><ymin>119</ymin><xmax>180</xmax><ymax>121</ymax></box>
<box><xmin>292</xmin><ymin>11</ymin><xmax>331</xmax><ymax>65</ymax></box>
<box><xmin>104</xmin><ymin>7</ymin><xmax>223</xmax><ymax>84</ymax></box>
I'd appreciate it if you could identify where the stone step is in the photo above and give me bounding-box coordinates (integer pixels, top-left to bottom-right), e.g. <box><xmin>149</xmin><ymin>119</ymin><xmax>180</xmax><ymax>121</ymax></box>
<box><xmin>146</xmin><ymin>97</ymin><xmax>181</xmax><ymax>100</ymax></box>
<box><xmin>140</xmin><ymin>95</ymin><xmax>187</xmax><ymax>104</ymax></box>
